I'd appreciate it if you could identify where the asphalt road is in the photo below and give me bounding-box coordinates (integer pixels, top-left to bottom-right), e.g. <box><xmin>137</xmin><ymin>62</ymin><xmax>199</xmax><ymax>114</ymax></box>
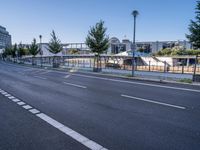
<box><xmin>0</xmin><ymin>61</ymin><xmax>200</xmax><ymax>150</ymax></box>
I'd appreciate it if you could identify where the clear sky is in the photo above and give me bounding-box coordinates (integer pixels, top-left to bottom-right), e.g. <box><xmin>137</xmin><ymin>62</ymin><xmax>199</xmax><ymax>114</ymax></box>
<box><xmin>0</xmin><ymin>0</ymin><xmax>197</xmax><ymax>44</ymax></box>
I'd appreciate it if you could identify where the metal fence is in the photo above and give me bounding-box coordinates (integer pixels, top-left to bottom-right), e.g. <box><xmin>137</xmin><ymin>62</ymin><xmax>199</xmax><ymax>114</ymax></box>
<box><xmin>5</xmin><ymin>55</ymin><xmax>200</xmax><ymax>75</ymax></box>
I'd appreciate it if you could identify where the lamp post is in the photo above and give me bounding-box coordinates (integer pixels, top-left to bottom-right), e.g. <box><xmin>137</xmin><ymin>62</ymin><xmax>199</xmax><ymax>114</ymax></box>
<box><xmin>39</xmin><ymin>35</ymin><xmax>42</xmax><ymax>67</ymax></box>
<box><xmin>132</xmin><ymin>10</ymin><xmax>139</xmax><ymax>77</ymax></box>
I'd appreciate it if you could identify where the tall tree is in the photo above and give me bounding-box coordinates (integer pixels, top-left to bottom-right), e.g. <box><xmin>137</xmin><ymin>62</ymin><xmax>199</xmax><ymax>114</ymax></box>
<box><xmin>11</xmin><ymin>44</ymin><xmax>17</xmax><ymax>58</ymax></box>
<box><xmin>86</xmin><ymin>20</ymin><xmax>109</xmax><ymax>71</ymax></box>
<box><xmin>18</xmin><ymin>42</ymin><xmax>26</xmax><ymax>58</ymax></box>
<box><xmin>28</xmin><ymin>38</ymin><xmax>39</xmax><ymax>65</ymax></box>
<box><xmin>48</xmin><ymin>30</ymin><xmax>63</xmax><ymax>67</ymax></box>
<box><xmin>186</xmin><ymin>1</ymin><xmax>200</xmax><ymax>49</ymax></box>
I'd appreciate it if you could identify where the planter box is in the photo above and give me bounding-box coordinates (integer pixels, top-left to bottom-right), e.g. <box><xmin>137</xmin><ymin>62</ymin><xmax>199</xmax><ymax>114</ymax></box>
<box><xmin>193</xmin><ymin>74</ymin><xmax>200</xmax><ymax>82</ymax></box>
<box><xmin>93</xmin><ymin>68</ymin><xmax>102</xmax><ymax>72</ymax></box>
<box><xmin>53</xmin><ymin>63</ymin><xmax>60</xmax><ymax>68</ymax></box>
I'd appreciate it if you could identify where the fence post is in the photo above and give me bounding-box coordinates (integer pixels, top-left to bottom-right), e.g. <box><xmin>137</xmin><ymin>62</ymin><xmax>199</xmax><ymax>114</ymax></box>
<box><xmin>149</xmin><ymin>61</ymin><xmax>151</xmax><ymax>72</ymax></box>
<box><xmin>193</xmin><ymin>55</ymin><xmax>198</xmax><ymax>82</ymax></box>
<box><xmin>164</xmin><ymin>61</ymin><xmax>166</xmax><ymax>73</ymax></box>
<box><xmin>182</xmin><ymin>60</ymin><xmax>184</xmax><ymax>74</ymax></box>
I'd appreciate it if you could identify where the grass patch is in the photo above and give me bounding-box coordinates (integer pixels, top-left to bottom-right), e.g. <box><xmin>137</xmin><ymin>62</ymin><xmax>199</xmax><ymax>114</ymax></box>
<box><xmin>125</xmin><ymin>74</ymin><xmax>133</xmax><ymax>77</ymax></box>
<box><xmin>179</xmin><ymin>78</ymin><xmax>193</xmax><ymax>84</ymax></box>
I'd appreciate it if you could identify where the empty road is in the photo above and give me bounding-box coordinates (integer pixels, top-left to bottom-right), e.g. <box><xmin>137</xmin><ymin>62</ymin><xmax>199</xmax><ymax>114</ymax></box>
<box><xmin>0</xmin><ymin>61</ymin><xmax>200</xmax><ymax>150</ymax></box>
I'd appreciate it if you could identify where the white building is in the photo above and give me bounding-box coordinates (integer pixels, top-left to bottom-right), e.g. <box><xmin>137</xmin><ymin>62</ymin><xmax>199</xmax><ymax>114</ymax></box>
<box><xmin>0</xmin><ymin>25</ymin><xmax>12</xmax><ymax>50</ymax></box>
<box><xmin>108</xmin><ymin>37</ymin><xmax>192</xmax><ymax>54</ymax></box>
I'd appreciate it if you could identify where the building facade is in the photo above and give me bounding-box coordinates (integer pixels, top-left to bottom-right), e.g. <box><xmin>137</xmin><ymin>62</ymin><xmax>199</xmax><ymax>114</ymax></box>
<box><xmin>108</xmin><ymin>37</ymin><xmax>132</xmax><ymax>54</ymax></box>
<box><xmin>108</xmin><ymin>37</ymin><xmax>192</xmax><ymax>54</ymax></box>
<box><xmin>0</xmin><ymin>25</ymin><xmax>12</xmax><ymax>49</ymax></box>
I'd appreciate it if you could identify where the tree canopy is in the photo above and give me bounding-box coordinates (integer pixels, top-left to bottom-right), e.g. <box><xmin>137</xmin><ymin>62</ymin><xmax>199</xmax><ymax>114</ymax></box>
<box><xmin>28</xmin><ymin>38</ymin><xmax>39</xmax><ymax>57</ymax></box>
<box><xmin>186</xmin><ymin>1</ymin><xmax>200</xmax><ymax>49</ymax></box>
<box><xmin>48</xmin><ymin>30</ymin><xmax>63</xmax><ymax>55</ymax></box>
<box><xmin>86</xmin><ymin>20</ymin><xmax>109</xmax><ymax>56</ymax></box>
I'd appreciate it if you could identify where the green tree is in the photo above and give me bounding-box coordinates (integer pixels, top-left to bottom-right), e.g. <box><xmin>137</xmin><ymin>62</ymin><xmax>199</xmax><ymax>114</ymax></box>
<box><xmin>48</xmin><ymin>30</ymin><xmax>63</xmax><ymax>67</ymax></box>
<box><xmin>18</xmin><ymin>42</ymin><xmax>26</xmax><ymax>58</ymax></box>
<box><xmin>5</xmin><ymin>47</ymin><xmax>12</xmax><ymax>56</ymax></box>
<box><xmin>186</xmin><ymin>1</ymin><xmax>200</xmax><ymax>49</ymax></box>
<box><xmin>12</xmin><ymin>44</ymin><xmax>17</xmax><ymax>57</ymax></box>
<box><xmin>28</xmin><ymin>38</ymin><xmax>39</xmax><ymax>65</ymax></box>
<box><xmin>86</xmin><ymin>20</ymin><xmax>109</xmax><ymax>71</ymax></box>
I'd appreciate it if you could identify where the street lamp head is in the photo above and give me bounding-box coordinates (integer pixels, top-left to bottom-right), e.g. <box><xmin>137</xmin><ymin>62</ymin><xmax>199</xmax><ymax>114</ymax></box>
<box><xmin>39</xmin><ymin>35</ymin><xmax>42</xmax><ymax>39</ymax></box>
<box><xmin>132</xmin><ymin>10</ymin><xmax>139</xmax><ymax>18</ymax></box>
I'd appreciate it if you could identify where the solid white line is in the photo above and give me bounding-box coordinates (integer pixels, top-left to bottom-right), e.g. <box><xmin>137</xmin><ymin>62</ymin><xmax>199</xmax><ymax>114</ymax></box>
<box><xmin>34</xmin><ymin>76</ymin><xmax>47</xmax><ymax>80</ymax></box>
<box><xmin>73</xmin><ymin>74</ymin><xmax>200</xmax><ymax>93</ymax></box>
<box><xmin>22</xmin><ymin>105</ymin><xmax>32</xmax><ymax>110</ymax></box>
<box><xmin>121</xmin><ymin>94</ymin><xmax>186</xmax><ymax>110</ymax></box>
<box><xmin>63</xmin><ymin>82</ymin><xmax>87</xmax><ymax>89</ymax></box>
<box><xmin>36</xmin><ymin>113</ymin><xmax>106</xmax><ymax>150</ymax></box>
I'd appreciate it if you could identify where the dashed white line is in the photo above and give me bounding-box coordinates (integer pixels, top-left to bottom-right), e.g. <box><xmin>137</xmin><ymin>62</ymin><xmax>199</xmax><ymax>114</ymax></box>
<box><xmin>34</xmin><ymin>76</ymin><xmax>47</xmax><ymax>80</ymax></box>
<box><xmin>29</xmin><ymin>109</ymin><xmax>40</xmax><ymax>114</ymax></box>
<box><xmin>64</xmin><ymin>74</ymin><xmax>71</xmax><ymax>79</ymax></box>
<box><xmin>121</xmin><ymin>94</ymin><xmax>186</xmax><ymax>110</ymax></box>
<box><xmin>5</xmin><ymin>94</ymin><xmax>11</xmax><ymax>97</ymax></box>
<box><xmin>22</xmin><ymin>105</ymin><xmax>32</xmax><ymax>110</ymax></box>
<box><xmin>63</xmin><ymin>82</ymin><xmax>87</xmax><ymax>89</ymax></box>
<box><xmin>39</xmin><ymin>70</ymin><xmax>52</xmax><ymax>75</ymax></box>
<box><xmin>8</xmin><ymin>96</ymin><xmax>15</xmax><ymax>99</ymax></box>
<box><xmin>0</xmin><ymin>88</ymin><xmax>107</xmax><ymax>150</ymax></box>
<box><xmin>17</xmin><ymin>101</ymin><xmax>26</xmax><ymax>105</ymax></box>
<box><xmin>12</xmin><ymin>98</ymin><xmax>21</xmax><ymax>102</ymax></box>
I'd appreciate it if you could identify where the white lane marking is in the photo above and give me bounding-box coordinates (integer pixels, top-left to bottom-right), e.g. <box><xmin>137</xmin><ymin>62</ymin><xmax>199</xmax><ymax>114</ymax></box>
<box><xmin>72</xmin><ymin>74</ymin><xmax>200</xmax><ymax>93</ymax></box>
<box><xmin>5</xmin><ymin>94</ymin><xmax>11</xmax><ymax>97</ymax></box>
<box><xmin>17</xmin><ymin>102</ymin><xmax>25</xmax><ymax>105</ymax></box>
<box><xmin>12</xmin><ymin>98</ymin><xmax>21</xmax><ymax>102</ymax></box>
<box><xmin>32</xmin><ymin>70</ymin><xmax>44</xmax><ymax>74</ymax></box>
<box><xmin>29</xmin><ymin>109</ymin><xmax>40</xmax><ymax>114</ymax></box>
<box><xmin>6</xmin><ymin>62</ymin><xmax>199</xmax><ymax>93</ymax></box>
<box><xmin>37</xmin><ymin>113</ymin><xmax>106</xmax><ymax>150</ymax></box>
<box><xmin>22</xmin><ymin>105</ymin><xmax>32</xmax><ymax>110</ymax></box>
<box><xmin>24</xmin><ymin>68</ymin><xmax>35</xmax><ymax>71</ymax></box>
<box><xmin>8</xmin><ymin>96</ymin><xmax>15</xmax><ymax>99</ymax></box>
<box><xmin>34</xmin><ymin>76</ymin><xmax>47</xmax><ymax>80</ymax></box>
<box><xmin>37</xmin><ymin>113</ymin><xmax>65</xmax><ymax>129</ymax></box>
<box><xmin>39</xmin><ymin>70</ymin><xmax>52</xmax><ymax>75</ymax></box>
<box><xmin>121</xmin><ymin>94</ymin><xmax>186</xmax><ymax>110</ymax></box>
<box><xmin>1</xmin><ymin>92</ymin><xmax>7</xmax><ymax>95</ymax></box>
<box><xmin>63</xmin><ymin>82</ymin><xmax>87</xmax><ymax>89</ymax></box>
<box><xmin>64</xmin><ymin>74</ymin><xmax>71</xmax><ymax>79</ymax></box>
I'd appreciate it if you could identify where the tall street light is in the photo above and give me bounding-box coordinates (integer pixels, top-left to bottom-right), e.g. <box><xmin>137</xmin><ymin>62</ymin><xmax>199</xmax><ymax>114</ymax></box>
<box><xmin>39</xmin><ymin>35</ymin><xmax>42</xmax><ymax>67</ymax></box>
<box><xmin>131</xmin><ymin>10</ymin><xmax>139</xmax><ymax>77</ymax></box>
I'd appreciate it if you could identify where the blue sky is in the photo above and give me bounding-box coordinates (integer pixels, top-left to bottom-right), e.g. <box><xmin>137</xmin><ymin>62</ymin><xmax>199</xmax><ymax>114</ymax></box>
<box><xmin>0</xmin><ymin>0</ymin><xmax>197</xmax><ymax>44</ymax></box>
